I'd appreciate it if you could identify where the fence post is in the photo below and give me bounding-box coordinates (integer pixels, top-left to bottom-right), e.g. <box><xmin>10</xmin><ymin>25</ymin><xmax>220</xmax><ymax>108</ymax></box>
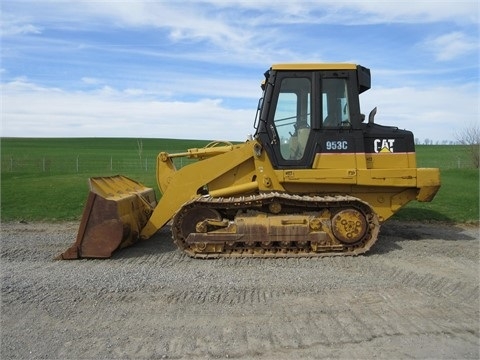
<box><xmin>76</xmin><ymin>155</ymin><xmax>79</xmax><ymax>173</ymax></box>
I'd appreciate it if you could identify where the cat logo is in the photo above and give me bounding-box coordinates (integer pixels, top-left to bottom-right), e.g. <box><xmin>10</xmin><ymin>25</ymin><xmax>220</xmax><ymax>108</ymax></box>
<box><xmin>374</xmin><ymin>139</ymin><xmax>395</xmax><ymax>153</ymax></box>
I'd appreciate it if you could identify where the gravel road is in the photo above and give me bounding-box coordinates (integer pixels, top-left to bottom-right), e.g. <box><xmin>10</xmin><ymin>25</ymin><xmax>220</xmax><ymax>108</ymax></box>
<box><xmin>1</xmin><ymin>220</ymin><xmax>479</xmax><ymax>359</ymax></box>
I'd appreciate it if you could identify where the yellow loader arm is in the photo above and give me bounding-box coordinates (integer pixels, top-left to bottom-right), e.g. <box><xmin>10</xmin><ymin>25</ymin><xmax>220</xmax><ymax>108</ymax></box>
<box><xmin>141</xmin><ymin>141</ymin><xmax>259</xmax><ymax>239</ymax></box>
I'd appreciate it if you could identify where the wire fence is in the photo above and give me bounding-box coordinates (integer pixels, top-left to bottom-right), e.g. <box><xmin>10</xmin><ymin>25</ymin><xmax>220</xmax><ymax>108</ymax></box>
<box><xmin>416</xmin><ymin>158</ymin><xmax>475</xmax><ymax>170</ymax></box>
<box><xmin>2</xmin><ymin>153</ymin><xmax>475</xmax><ymax>175</ymax></box>
<box><xmin>2</xmin><ymin>140</ymin><xmax>477</xmax><ymax>175</ymax></box>
<box><xmin>1</xmin><ymin>154</ymin><xmax>196</xmax><ymax>175</ymax></box>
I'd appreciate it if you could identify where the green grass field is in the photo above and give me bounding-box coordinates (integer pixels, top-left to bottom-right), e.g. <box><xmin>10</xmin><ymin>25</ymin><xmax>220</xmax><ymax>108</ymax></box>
<box><xmin>1</xmin><ymin>139</ymin><xmax>478</xmax><ymax>223</ymax></box>
<box><xmin>393</xmin><ymin>145</ymin><xmax>479</xmax><ymax>223</ymax></box>
<box><xmin>1</xmin><ymin>138</ymin><xmax>210</xmax><ymax>221</ymax></box>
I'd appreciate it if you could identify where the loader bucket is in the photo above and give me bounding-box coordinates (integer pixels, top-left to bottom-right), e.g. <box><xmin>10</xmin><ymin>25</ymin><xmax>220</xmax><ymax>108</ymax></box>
<box><xmin>56</xmin><ymin>175</ymin><xmax>156</xmax><ymax>259</ymax></box>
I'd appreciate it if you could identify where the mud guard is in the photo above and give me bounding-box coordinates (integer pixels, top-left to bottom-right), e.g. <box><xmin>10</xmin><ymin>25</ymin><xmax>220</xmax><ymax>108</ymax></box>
<box><xmin>56</xmin><ymin>175</ymin><xmax>156</xmax><ymax>259</ymax></box>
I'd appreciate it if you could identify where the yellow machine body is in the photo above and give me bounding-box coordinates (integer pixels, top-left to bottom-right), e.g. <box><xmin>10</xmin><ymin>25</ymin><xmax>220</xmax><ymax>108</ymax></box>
<box><xmin>57</xmin><ymin>63</ymin><xmax>440</xmax><ymax>259</ymax></box>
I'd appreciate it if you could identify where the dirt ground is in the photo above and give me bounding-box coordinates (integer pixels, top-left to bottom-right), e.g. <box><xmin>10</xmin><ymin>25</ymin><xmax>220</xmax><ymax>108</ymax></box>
<box><xmin>1</xmin><ymin>220</ymin><xmax>479</xmax><ymax>359</ymax></box>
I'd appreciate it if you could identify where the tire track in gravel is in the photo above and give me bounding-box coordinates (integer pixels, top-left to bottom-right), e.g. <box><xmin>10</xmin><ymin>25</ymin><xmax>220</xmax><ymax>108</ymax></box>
<box><xmin>110</xmin><ymin>283</ymin><xmax>476</xmax><ymax>359</ymax></box>
<box><xmin>150</xmin><ymin>293</ymin><xmax>477</xmax><ymax>359</ymax></box>
<box><xmin>367</xmin><ymin>261</ymin><xmax>479</xmax><ymax>303</ymax></box>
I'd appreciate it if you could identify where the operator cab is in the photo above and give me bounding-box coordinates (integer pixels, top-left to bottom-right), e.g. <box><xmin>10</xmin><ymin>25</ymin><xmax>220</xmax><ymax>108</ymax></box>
<box><xmin>255</xmin><ymin>63</ymin><xmax>414</xmax><ymax>169</ymax></box>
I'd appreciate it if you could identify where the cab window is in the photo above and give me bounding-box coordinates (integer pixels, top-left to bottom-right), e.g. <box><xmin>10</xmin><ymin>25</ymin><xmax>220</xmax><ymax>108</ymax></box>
<box><xmin>273</xmin><ymin>77</ymin><xmax>311</xmax><ymax>160</ymax></box>
<box><xmin>322</xmin><ymin>78</ymin><xmax>350</xmax><ymax>127</ymax></box>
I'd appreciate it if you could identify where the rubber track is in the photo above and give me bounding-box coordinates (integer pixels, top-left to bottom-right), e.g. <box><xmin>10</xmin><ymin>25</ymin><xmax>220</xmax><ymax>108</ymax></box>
<box><xmin>172</xmin><ymin>192</ymin><xmax>380</xmax><ymax>258</ymax></box>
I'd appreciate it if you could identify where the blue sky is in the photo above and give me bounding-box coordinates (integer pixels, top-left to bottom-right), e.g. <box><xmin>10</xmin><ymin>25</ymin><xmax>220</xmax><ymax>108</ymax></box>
<box><xmin>1</xmin><ymin>1</ymin><xmax>478</xmax><ymax>142</ymax></box>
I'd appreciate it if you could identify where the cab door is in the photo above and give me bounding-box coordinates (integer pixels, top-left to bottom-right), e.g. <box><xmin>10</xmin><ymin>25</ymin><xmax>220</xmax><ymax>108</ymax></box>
<box><xmin>263</xmin><ymin>72</ymin><xmax>316</xmax><ymax>168</ymax></box>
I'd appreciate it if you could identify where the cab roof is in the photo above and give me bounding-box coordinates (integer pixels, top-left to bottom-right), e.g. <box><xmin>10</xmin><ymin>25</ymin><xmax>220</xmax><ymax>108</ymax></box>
<box><xmin>271</xmin><ymin>63</ymin><xmax>358</xmax><ymax>71</ymax></box>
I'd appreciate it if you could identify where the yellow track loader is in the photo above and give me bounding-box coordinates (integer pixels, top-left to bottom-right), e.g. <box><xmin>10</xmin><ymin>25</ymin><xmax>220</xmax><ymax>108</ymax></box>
<box><xmin>57</xmin><ymin>63</ymin><xmax>440</xmax><ymax>259</ymax></box>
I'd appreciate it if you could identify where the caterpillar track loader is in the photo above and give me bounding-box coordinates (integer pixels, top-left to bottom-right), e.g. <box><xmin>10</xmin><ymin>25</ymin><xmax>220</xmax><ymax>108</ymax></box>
<box><xmin>57</xmin><ymin>63</ymin><xmax>440</xmax><ymax>259</ymax></box>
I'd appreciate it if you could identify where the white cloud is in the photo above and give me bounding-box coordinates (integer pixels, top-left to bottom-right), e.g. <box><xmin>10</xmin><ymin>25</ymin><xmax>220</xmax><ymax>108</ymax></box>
<box><xmin>151</xmin><ymin>0</ymin><xmax>479</xmax><ymax>25</ymax></box>
<box><xmin>5</xmin><ymin>1</ymin><xmax>477</xmax><ymax>60</ymax></box>
<box><xmin>0</xmin><ymin>14</ymin><xmax>42</xmax><ymax>36</ymax></box>
<box><xmin>3</xmin><ymin>0</ymin><xmax>477</xmax><ymax>75</ymax></box>
<box><xmin>128</xmin><ymin>1</ymin><xmax>479</xmax><ymax>26</ymax></box>
<box><xmin>361</xmin><ymin>83</ymin><xmax>479</xmax><ymax>142</ymax></box>
<box><xmin>81</xmin><ymin>77</ymin><xmax>102</xmax><ymax>85</ymax></box>
<box><xmin>422</xmin><ymin>32</ymin><xmax>479</xmax><ymax>61</ymax></box>
<box><xmin>1</xmin><ymin>79</ymin><xmax>255</xmax><ymax>140</ymax></box>
<box><xmin>336</xmin><ymin>1</ymin><xmax>479</xmax><ymax>24</ymax></box>
<box><xmin>2</xmin><ymin>78</ymin><xmax>478</xmax><ymax>143</ymax></box>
